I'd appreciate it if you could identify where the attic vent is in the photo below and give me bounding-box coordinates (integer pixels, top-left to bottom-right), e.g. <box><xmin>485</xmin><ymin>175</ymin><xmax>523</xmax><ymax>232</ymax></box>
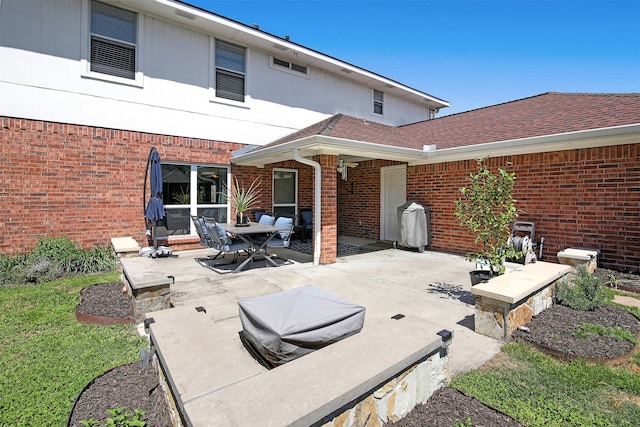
<box><xmin>272</xmin><ymin>57</ymin><xmax>308</xmax><ymax>75</ymax></box>
<box><xmin>272</xmin><ymin>44</ymin><xmax>288</xmax><ymax>51</ymax></box>
<box><xmin>340</xmin><ymin>68</ymin><xmax>353</xmax><ymax>74</ymax></box>
<box><xmin>175</xmin><ymin>9</ymin><xmax>196</xmax><ymax>20</ymax></box>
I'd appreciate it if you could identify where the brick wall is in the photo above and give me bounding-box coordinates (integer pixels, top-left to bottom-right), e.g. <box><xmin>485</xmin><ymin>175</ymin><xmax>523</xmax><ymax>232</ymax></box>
<box><xmin>336</xmin><ymin>145</ymin><xmax>639</xmax><ymax>273</ymax></box>
<box><xmin>407</xmin><ymin>146</ymin><xmax>640</xmax><ymax>273</ymax></box>
<box><xmin>0</xmin><ymin>117</ymin><xmax>243</xmax><ymax>254</ymax></box>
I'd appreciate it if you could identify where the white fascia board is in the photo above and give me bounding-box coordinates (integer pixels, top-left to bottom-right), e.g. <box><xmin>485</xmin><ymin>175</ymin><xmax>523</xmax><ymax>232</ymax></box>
<box><xmin>122</xmin><ymin>0</ymin><xmax>449</xmax><ymax>109</ymax></box>
<box><xmin>411</xmin><ymin>124</ymin><xmax>640</xmax><ymax>166</ymax></box>
<box><xmin>231</xmin><ymin>135</ymin><xmax>427</xmax><ymax>167</ymax></box>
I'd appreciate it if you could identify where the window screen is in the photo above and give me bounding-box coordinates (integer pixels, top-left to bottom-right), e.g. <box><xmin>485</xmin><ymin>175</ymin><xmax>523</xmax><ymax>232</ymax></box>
<box><xmin>90</xmin><ymin>1</ymin><xmax>136</xmax><ymax>79</ymax></box>
<box><xmin>216</xmin><ymin>40</ymin><xmax>246</xmax><ymax>102</ymax></box>
<box><xmin>374</xmin><ymin>89</ymin><xmax>384</xmax><ymax>115</ymax></box>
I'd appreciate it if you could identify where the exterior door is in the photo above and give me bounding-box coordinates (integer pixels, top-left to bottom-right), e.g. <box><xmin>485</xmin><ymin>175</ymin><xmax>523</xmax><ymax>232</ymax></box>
<box><xmin>380</xmin><ymin>165</ymin><xmax>406</xmax><ymax>241</ymax></box>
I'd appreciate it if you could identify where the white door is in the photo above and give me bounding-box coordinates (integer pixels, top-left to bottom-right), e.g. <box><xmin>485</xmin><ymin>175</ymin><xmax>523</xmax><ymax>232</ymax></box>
<box><xmin>380</xmin><ymin>165</ymin><xmax>406</xmax><ymax>241</ymax></box>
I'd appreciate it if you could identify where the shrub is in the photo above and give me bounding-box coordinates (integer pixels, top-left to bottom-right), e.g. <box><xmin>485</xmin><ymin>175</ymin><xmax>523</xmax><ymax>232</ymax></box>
<box><xmin>0</xmin><ymin>236</ymin><xmax>117</xmax><ymax>285</ymax></box>
<box><xmin>556</xmin><ymin>266</ymin><xmax>610</xmax><ymax>311</ymax></box>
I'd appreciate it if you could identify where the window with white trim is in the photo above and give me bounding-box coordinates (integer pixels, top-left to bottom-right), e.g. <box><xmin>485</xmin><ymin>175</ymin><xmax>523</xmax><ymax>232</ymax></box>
<box><xmin>90</xmin><ymin>1</ymin><xmax>137</xmax><ymax>79</ymax></box>
<box><xmin>374</xmin><ymin>89</ymin><xmax>384</xmax><ymax>115</ymax></box>
<box><xmin>215</xmin><ymin>40</ymin><xmax>246</xmax><ymax>102</ymax></box>
<box><xmin>272</xmin><ymin>169</ymin><xmax>298</xmax><ymax>217</ymax></box>
<box><xmin>157</xmin><ymin>164</ymin><xmax>230</xmax><ymax>236</ymax></box>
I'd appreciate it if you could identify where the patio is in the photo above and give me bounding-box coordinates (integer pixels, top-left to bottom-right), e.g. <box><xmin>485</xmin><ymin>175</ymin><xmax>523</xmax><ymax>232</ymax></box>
<box><xmin>143</xmin><ymin>240</ymin><xmax>504</xmax><ymax>425</ymax></box>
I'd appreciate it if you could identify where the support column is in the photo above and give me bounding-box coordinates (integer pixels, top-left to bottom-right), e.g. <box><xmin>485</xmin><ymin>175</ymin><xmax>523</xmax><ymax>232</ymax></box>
<box><xmin>318</xmin><ymin>155</ymin><xmax>338</xmax><ymax>264</ymax></box>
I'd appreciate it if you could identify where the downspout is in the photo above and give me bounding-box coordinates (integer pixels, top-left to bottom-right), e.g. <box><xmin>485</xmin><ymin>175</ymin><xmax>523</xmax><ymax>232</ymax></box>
<box><xmin>292</xmin><ymin>148</ymin><xmax>321</xmax><ymax>265</ymax></box>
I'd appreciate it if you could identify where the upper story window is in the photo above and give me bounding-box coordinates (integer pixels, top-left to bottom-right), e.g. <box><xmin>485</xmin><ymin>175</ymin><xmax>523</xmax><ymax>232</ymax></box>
<box><xmin>90</xmin><ymin>1</ymin><xmax>137</xmax><ymax>79</ymax></box>
<box><xmin>373</xmin><ymin>89</ymin><xmax>384</xmax><ymax>115</ymax></box>
<box><xmin>215</xmin><ymin>40</ymin><xmax>246</xmax><ymax>102</ymax></box>
<box><xmin>272</xmin><ymin>57</ymin><xmax>308</xmax><ymax>75</ymax></box>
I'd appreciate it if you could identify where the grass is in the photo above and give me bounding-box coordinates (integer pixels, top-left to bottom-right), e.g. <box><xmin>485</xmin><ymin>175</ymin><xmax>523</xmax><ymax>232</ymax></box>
<box><xmin>452</xmin><ymin>341</ymin><xmax>640</xmax><ymax>427</ymax></box>
<box><xmin>0</xmin><ymin>272</ymin><xmax>148</xmax><ymax>427</ymax></box>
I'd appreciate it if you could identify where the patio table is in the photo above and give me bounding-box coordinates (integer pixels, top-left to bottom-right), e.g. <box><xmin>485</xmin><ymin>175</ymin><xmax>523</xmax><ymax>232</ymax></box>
<box><xmin>221</xmin><ymin>223</ymin><xmax>288</xmax><ymax>273</ymax></box>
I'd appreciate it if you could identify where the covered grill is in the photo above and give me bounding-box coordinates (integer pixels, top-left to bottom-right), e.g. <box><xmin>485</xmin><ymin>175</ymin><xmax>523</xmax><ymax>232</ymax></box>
<box><xmin>395</xmin><ymin>201</ymin><xmax>431</xmax><ymax>253</ymax></box>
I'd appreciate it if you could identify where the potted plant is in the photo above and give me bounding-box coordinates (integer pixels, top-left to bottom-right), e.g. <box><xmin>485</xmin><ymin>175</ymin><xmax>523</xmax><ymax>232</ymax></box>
<box><xmin>454</xmin><ymin>158</ymin><xmax>520</xmax><ymax>284</ymax></box>
<box><xmin>222</xmin><ymin>175</ymin><xmax>261</xmax><ymax>225</ymax></box>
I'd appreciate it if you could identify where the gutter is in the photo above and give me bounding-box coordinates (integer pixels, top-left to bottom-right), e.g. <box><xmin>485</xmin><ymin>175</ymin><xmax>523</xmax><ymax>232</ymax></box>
<box><xmin>292</xmin><ymin>148</ymin><xmax>321</xmax><ymax>266</ymax></box>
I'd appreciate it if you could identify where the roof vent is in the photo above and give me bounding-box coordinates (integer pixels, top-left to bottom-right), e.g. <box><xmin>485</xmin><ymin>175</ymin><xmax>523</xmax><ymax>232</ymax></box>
<box><xmin>340</xmin><ymin>68</ymin><xmax>353</xmax><ymax>74</ymax></box>
<box><xmin>174</xmin><ymin>9</ymin><xmax>196</xmax><ymax>20</ymax></box>
<box><xmin>272</xmin><ymin>43</ymin><xmax>288</xmax><ymax>51</ymax></box>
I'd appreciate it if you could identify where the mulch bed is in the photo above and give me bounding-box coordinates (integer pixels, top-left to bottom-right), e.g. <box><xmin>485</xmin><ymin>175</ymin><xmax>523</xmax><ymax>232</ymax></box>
<box><xmin>67</xmin><ymin>362</ymin><xmax>172</xmax><ymax>427</ymax></box>
<box><xmin>70</xmin><ymin>268</ymin><xmax>640</xmax><ymax>426</ymax></box>
<box><xmin>512</xmin><ymin>304</ymin><xmax>640</xmax><ymax>360</ymax></box>
<box><xmin>386</xmin><ymin>386</ymin><xmax>523</xmax><ymax>426</ymax></box>
<box><xmin>76</xmin><ymin>282</ymin><xmax>134</xmax><ymax>320</ymax></box>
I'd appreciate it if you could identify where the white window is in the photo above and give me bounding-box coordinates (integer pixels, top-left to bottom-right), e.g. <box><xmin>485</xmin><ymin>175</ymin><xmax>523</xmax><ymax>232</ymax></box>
<box><xmin>272</xmin><ymin>169</ymin><xmax>298</xmax><ymax>217</ymax></box>
<box><xmin>374</xmin><ymin>89</ymin><xmax>384</xmax><ymax>115</ymax></box>
<box><xmin>159</xmin><ymin>164</ymin><xmax>230</xmax><ymax>236</ymax></box>
<box><xmin>90</xmin><ymin>1</ymin><xmax>137</xmax><ymax>79</ymax></box>
<box><xmin>215</xmin><ymin>40</ymin><xmax>246</xmax><ymax>102</ymax></box>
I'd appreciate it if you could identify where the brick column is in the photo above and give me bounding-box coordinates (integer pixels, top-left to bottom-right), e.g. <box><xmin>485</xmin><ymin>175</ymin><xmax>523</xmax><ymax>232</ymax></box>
<box><xmin>318</xmin><ymin>155</ymin><xmax>338</xmax><ymax>264</ymax></box>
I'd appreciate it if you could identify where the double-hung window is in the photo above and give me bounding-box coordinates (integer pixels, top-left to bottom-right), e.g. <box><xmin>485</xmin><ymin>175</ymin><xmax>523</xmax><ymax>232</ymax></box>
<box><xmin>373</xmin><ymin>89</ymin><xmax>384</xmax><ymax>115</ymax></box>
<box><xmin>215</xmin><ymin>40</ymin><xmax>246</xmax><ymax>102</ymax></box>
<box><xmin>90</xmin><ymin>1</ymin><xmax>137</xmax><ymax>80</ymax></box>
<box><xmin>272</xmin><ymin>169</ymin><xmax>298</xmax><ymax>217</ymax></box>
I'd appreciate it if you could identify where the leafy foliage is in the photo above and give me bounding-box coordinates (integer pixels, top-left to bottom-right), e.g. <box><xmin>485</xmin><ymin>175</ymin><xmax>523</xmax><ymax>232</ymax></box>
<box><xmin>222</xmin><ymin>175</ymin><xmax>261</xmax><ymax>215</ymax></box>
<box><xmin>556</xmin><ymin>266</ymin><xmax>610</xmax><ymax>311</ymax></box>
<box><xmin>0</xmin><ymin>236</ymin><xmax>116</xmax><ymax>286</ymax></box>
<box><xmin>454</xmin><ymin>159</ymin><xmax>520</xmax><ymax>275</ymax></box>
<box><xmin>81</xmin><ymin>407</ymin><xmax>146</xmax><ymax>427</ymax></box>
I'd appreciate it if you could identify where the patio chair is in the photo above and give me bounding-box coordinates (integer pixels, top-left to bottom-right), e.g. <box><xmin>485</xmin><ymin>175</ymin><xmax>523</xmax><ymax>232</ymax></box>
<box><xmin>266</xmin><ymin>215</ymin><xmax>295</xmax><ymax>249</ymax></box>
<box><xmin>299</xmin><ymin>208</ymin><xmax>313</xmax><ymax>242</ymax></box>
<box><xmin>191</xmin><ymin>216</ymin><xmax>252</xmax><ymax>263</ymax></box>
<box><xmin>252</xmin><ymin>215</ymin><xmax>295</xmax><ymax>249</ymax></box>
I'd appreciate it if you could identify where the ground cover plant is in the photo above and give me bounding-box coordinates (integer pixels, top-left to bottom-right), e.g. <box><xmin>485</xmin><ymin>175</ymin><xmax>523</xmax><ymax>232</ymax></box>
<box><xmin>0</xmin><ymin>236</ymin><xmax>116</xmax><ymax>286</ymax></box>
<box><xmin>0</xmin><ymin>271</ymin><xmax>148</xmax><ymax>426</ymax></box>
<box><xmin>450</xmin><ymin>342</ymin><xmax>640</xmax><ymax>426</ymax></box>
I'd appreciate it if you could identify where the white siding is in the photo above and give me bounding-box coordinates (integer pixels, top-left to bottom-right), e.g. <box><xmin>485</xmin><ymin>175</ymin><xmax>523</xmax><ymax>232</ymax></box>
<box><xmin>0</xmin><ymin>0</ymin><xmax>432</xmax><ymax>145</ymax></box>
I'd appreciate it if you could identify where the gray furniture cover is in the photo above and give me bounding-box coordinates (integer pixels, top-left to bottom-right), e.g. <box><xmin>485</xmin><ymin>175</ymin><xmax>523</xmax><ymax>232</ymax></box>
<box><xmin>239</xmin><ymin>285</ymin><xmax>366</xmax><ymax>368</ymax></box>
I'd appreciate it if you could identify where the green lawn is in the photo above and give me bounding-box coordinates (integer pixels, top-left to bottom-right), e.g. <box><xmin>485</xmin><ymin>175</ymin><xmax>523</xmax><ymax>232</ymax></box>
<box><xmin>0</xmin><ymin>273</ymin><xmax>148</xmax><ymax>426</ymax></box>
<box><xmin>452</xmin><ymin>341</ymin><xmax>640</xmax><ymax>426</ymax></box>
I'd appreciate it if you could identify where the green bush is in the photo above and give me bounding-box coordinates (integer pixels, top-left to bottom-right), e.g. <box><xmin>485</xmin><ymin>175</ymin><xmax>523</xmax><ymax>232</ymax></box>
<box><xmin>556</xmin><ymin>266</ymin><xmax>610</xmax><ymax>311</ymax></box>
<box><xmin>0</xmin><ymin>236</ymin><xmax>117</xmax><ymax>286</ymax></box>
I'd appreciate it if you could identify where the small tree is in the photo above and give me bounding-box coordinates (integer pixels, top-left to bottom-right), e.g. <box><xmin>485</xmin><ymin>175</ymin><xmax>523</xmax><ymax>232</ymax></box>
<box><xmin>454</xmin><ymin>159</ymin><xmax>519</xmax><ymax>276</ymax></box>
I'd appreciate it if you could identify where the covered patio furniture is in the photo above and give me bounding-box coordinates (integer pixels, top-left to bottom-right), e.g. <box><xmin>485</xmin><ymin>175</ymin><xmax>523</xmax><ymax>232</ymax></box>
<box><xmin>239</xmin><ymin>285</ymin><xmax>366</xmax><ymax>368</ymax></box>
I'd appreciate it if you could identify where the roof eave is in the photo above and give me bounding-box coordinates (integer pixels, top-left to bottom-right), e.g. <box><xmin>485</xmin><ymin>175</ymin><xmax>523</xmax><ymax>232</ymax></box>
<box><xmin>410</xmin><ymin>124</ymin><xmax>640</xmax><ymax>166</ymax></box>
<box><xmin>231</xmin><ymin>135</ymin><xmax>428</xmax><ymax>167</ymax></box>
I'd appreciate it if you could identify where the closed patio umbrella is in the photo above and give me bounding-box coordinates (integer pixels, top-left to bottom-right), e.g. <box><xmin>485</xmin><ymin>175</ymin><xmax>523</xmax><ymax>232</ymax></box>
<box><xmin>144</xmin><ymin>147</ymin><xmax>165</xmax><ymax>252</ymax></box>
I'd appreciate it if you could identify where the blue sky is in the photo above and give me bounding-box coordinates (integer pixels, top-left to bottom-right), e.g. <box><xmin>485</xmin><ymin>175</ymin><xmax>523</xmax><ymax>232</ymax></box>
<box><xmin>189</xmin><ymin>0</ymin><xmax>640</xmax><ymax>116</ymax></box>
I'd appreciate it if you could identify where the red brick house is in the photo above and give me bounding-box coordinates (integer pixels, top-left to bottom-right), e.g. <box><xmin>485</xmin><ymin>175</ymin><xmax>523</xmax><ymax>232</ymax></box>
<box><xmin>232</xmin><ymin>92</ymin><xmax>640</xmax><ymax>271</ymax></box>
<box><xmin>1</xmin><ymin>1</ymin><xmax>638</xmax><ymax>273</ymax></box>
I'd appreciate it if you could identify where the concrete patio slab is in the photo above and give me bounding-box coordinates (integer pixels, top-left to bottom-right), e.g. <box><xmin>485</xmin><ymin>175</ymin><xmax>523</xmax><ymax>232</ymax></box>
<box><xmin>146</xmin><ymin>244</ymin><xmax>506</xmax><ymax>425</ymax></box>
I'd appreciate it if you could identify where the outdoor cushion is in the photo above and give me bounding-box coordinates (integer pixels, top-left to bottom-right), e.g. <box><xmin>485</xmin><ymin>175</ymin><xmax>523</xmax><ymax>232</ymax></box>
<box><xmin>204</xmin><ymin>220</ymin><xmax>229</xmax><ymax>246</ymax></box>
<box><xmin>239</xmin><ymin>285</ymin><xmax>366</xmax><ymax>368</ymax></box>
<box><xmin>259</xmin><ymin>214</ymin><xmax>275</xmax><ymax>225</ymax></box>
<box><xmin>274</xmin><ymin>216</ymin><xmax>293</xmax><ymax>239</ymax></box>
